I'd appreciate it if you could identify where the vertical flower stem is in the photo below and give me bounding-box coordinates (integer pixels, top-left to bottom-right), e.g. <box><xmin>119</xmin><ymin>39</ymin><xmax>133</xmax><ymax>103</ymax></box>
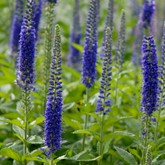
<box><xmin>50</xmin><ymin>153</ymin><xmax>54</xmax><ymax>165</ymax></box>
<box><xmin>114</xmin><ymin>67</ymin><xmax>121</xmax><ymax>105</ymax></box>
<box><xmin>80</xmin><ymin>88</ymin><xmax>90</xmax><ymax>165</ymax></box>
<box><xmin>98</xmin><ymin>112</ymin><xmax>105</xmax><ymax>165</ymax></box>
<box><xmin>141</xmin><ymin>115</ymin><xmax>150</xmax><ymax>165</ymax></box>
<box><xmin>23</xmin><ymin>89</ymin><xmax>30</xmax><ymax>165</ymax></box>
<box><xmin>155</xmin><ymin>96</ymin><xmax>163</xmax><ymax>143</ymax></box>
<box><xmin>82</xmin><ymin>88</ymin><xmax>90</xmax><ymax>151</ymax></box>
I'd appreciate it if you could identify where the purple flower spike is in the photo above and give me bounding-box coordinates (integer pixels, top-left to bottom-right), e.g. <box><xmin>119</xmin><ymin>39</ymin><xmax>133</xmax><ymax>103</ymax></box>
<box><xmin>33</xmin><ymin>0</ymin><xmax>43</xmax><ymax>40</ymax></box>
<box><xmin>141</xmin><ymin>36</ymin><xmax>158</xmax><ymax>116</ymax></box>
<box><xmin>10</xmin><ymin>0</ymin><xmax>24</xmax><ymax>54</ymax></box>
<box><xmin>141</xmin><ymin>0</ymin><xmax>155</xmax><ymax>28</ymax></box>
<box><xmin>96</xmin><ymin>27</ymin><xmax>112</xmax><ymax>115</ymax></box>
<box><xmin>82</xmin><ymin>0</ymin><xmax>98</xmax><ymax>88</ymax></box>
<box><xmin>16</xmin><ymin>0</ymin><xmax>36</xmax><ymax>90</ymax></box>
<box><xmin>68</xmin><ymin>0</ymin><xmax>81</xmax><ymax>71</ymax></box>
<box><xmin>44</xmin><ymin>25</ymin><xmax>63</xmax><ymax>154</ymax></box>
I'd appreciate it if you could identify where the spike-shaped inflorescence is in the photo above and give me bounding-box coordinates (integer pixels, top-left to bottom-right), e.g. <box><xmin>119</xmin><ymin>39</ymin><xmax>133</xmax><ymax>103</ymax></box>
<box><xmin>132</xmin><ymin>26</ymin><xmax>144</xmax><ymax>66</ymax></box>
<box><xmin>44</xmin><ymin>25</ymin><xmax>63</xmax><ymax>154</ymax></box>
<box><xmin>68</xmin><ymin>0</ymin><xmax>81</xmax><ymax>71</ymax></box>
<box><xmin>101</xmin><ymin>0</ymin><xmax>114</xmax><ymax>56</ymax></box>
<box><xmin>141</xmin><ymin>0</ymin><xmax>155</xmax><ymax>29</ymax></box>
<box><xmin>10</xmin><ymin>0</ymin><xmax>24</xmax><ymax>55</ymax></box>
<box><xmin>43</xmin><ymin>2</ymin><xmax>56</xmax><ymax>108</ymax></box>
<box><xmin>82</xmin><ymin>0</ymin><xmax>98</xmax><ymax>88</ymax></box>
<box><xmin>96</xmin><ymin>27</ymin><xmax>112</xmax><ymax>115</ymax></box>
<box><xmin>104</xmin><ymin>0</ymin><xmax>114</xmax><ymax>32</ymax></box>
<box><xmin>33</xmin><ymin>0</ymin><xmax>43</xmax><ymax>40</ymax></box>
<box><xmin>115</xmin><ymin>10</ymin><xmax>126</xmax><ymax>69</ymax></box>
<box><xmin>141</xmin><ymin>36</ymin><xmax>158</xmax><ymax>116</ymax></box>
<box><xmin>158</xmin><ymin>22</ymin><xmax>165</xmax><ymax>108</ymax></box>
<box><xmin>16</xmin><ymin>0</ymin><xmax>36</xmax><ymax>90</ymax></box>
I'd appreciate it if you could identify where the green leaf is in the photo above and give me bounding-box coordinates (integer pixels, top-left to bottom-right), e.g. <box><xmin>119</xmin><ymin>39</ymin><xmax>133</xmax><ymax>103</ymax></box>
<box><xmin>156</xmin><ymin>137</ymin><xmax>165</xmax><ymax>150</ymax></box>
<box><xmin>63</xmin><ymin>117</ymin><xmax>82</xmax><ymax>129</ymax></box>
<box><xmin>27</xmin><ymin>135</ymin><xmax>44</xmax><ymax>144</ymax></box>
<box><xmin>53</xmin><ymin>155</ymin><xmax>67</xmax><ymax>163</ymax></box>
<box><xmin>73</xmin><ymin>129</ymin><xmax>92</xmax><ymax>135</ymax></box>
<box><xmin>68</xmin><ymin>150</ymin><xmax>101</xmax><ymax>162</ymax></box>
<box><xmin>30</xmin><ymin>149</ymin><xmax>43</xmax><ymax>157</ymax></box>
<box><xmin>152</xmin><ymin>151</ymin><xmax>165</xmax><ymax>164</ymax></box>
<box><xmin>113</xmin><ymin>131</ymin><xmax>135</xmax><ymax>137</ymax></box>
<box><xmin>0</xmin><ymin>148</ymin><xmax>21</xmax><ymax>162</ymax></box>
<box><xmin>29</xmin><ymin>117</ymin><xmax>44</xmax><ymax>129</ymax></box>
<box><xmin>63</xmin><ymin>102</ymin><xmax>75</xmax><ymax>111</ymax></box>
<box><xmin>2</xmin><ymin>119</ymin><xmax>24</xmax><ymax>128</ymax></box>
<box><xmin>71</xmin><ymin>43</ymin><xmax>83</xmax><ymax>53</ymax></box>
<box><xmin>13</xmin><ymin>125</ymin><xmax>24</xmax><ymax>138</ymax></box>
<box><xmin>114</xmin><ymin>146</ymin><xmax>138</xmax><ymax>165</ymax></box>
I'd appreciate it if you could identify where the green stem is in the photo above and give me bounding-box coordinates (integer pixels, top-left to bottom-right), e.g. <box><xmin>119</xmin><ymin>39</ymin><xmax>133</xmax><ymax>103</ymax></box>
<box><xmin>98</xmin><ymin>113</ymin><xmax>105</xmax><ymax>165</ymax></box>
<box><xmin>50</xmin><ymin>158</ymin><xmax>54</xmax><ymax>165</ymax></box>
<box><xmin>115</xmin><ymin>68</ymin><xmax>121</xmax><ymax>104</ymax></box>
<box><xmin>81</xmin><ymin>88</ymin><xmax>90</xmax><ymax>165</ymax></box>
<box><xmin>141</xmin><ymin>115</ymin><xmax>150</xmax><ymax>165</ymax></box>
<box><xmin>24</xmin><ymin>89</ymin><xmax>30</xmax><ymax>165</ymax></box>
<box><xmin>155</xmin><ymin>96</ymin><xmax>163</xmax><ymax>143</ymax></box>
<box><xmin>82</xmin><ymin>114</ymin><xmax>88</xmax><ymax>151</ymax></box>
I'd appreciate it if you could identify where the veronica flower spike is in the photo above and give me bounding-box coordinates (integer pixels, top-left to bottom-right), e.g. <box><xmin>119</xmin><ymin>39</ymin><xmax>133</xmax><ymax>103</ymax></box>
<box><xmin>32</xmin><ymin>0</ymin><xmax>43</xmax><ymax>40</ymax></box>
<box><xmin>101</xmin><ymin>0</ymin><xmax>114</xmax><ymax>56</ymax></box>
<box><xmin>141</xmin><ymin>0</ymin><xmax>155</xmax><ymax>29</ymax></box>
<box><xmin>68</xmin><ymin>0</ymin><xmax>81</xmax><ymax>71</ymax></box>
<box><xmin>96</xmin><ymin>27</ymin><xmax>112</xmax><ymax>165</ymax></box>
<box><xmin>44</xmin><ymin>25</ymin><xmax>63</xmax><ymax>155</ymax></box>
<box><xmin>10</xmin><ymin>0</ymin><xmax>24</xmax><ymax>56</ymax></box>
<box><xmin>16</xmin><ymin>1</ymin><xmax>36</xmax><ymax>163</ymax></box>
<box><xmin>141</xmin><ymin>36</ymin><xmax>158</xmax><ymax>165</ymax></box>
<box><xmin>96</xmin><ymin>27</ymin><xmax>112</xmax><ymax>115</ymax></box>
<box><xmin>141</xmin><ymin>36</ymin><xmax>158</xmax><ymax>116</ymax></box>
<box><xmin>115</xmin><ymin>10</ymin><xmax>126</xmax><ymax>69</ymax></box>
<box><xmin>82</xmin><ymin>0</ymin><xmax>98</xmax><ymax>88</ymax></box>
<box><xmin>16</xmin><ymin>0</ymin><xmax>36</xmax><ymax>91</ymax></box>
<box><xmin>155</xmin><ymin>22</ymin><xmax>165</xmax><ymax>141</ymax></box>
<box><xmin>43</xmin><ymin>1</ymin><xmax>56</xmax><ymax>109</ymax></box>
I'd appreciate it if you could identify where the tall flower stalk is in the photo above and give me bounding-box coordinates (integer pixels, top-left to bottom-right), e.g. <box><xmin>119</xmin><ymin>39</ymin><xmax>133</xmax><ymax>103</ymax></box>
<box><xmin>155</xmin><ymin>22</ymin><xmax>165</xmax><ymax>141</ymax></box>
<box><xmin>44</xmin><ymin>25</ymin><xmax>62</xmax><ymax>163</ymax></box>
<box><xmin>114</xmin><ymin>10</ymin><xmax>126</xmax><ymax>103</ymax></box>
<box><xmin>132</xmin><ymin>0</ymin><xmax>155</xmax><ymax>65</ymax></box>
<box><xmin>81</xmin><ymin>0</ymin><xmax>98</xmax><ymax>154</ymax></box>
<box><xmin>16</xmin><ymin>0</ymin><xmax>36</xmax><ymax>164</ymax></box>
<box><xmin>101</xmin><ymin>0</ymin><xmax>114</xmax><ymax>54</ymax></box>
<box><xmin>33</xmin><ymin>0</ymin><xmax>43</xmax><ymax>41</ymax></box>
<box><xmin>68</xmin><ymin>0</ymin><xmax>81</xmax><ymax>71</ymax></box>
<box><xmin>115</xmin><ymin>10</ymin><xmax>126</xmax><ymax>69</ymax></box>
<box><xmin>141</xmin><ymin>0</ymin><xmax>155</xmax><ymax>30</ymax></box>
<box><xmin>96</xmin><ymin>27</ymin><xmax>112</xmax><ymax>165</ymax></box>
<box><xmin>43</xmin><ymin>1</ymin><xmax>57</xmax><ymax>110</ymax></box>
<box><xmin>10</xmin><ymin>0</ymin><xmax>24</xmax><ymax>57</ymax></box>
<box><xmin>141</xmin><ymin>36</ymin><xmax>158</xmax><ymax>165</ymax></box>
